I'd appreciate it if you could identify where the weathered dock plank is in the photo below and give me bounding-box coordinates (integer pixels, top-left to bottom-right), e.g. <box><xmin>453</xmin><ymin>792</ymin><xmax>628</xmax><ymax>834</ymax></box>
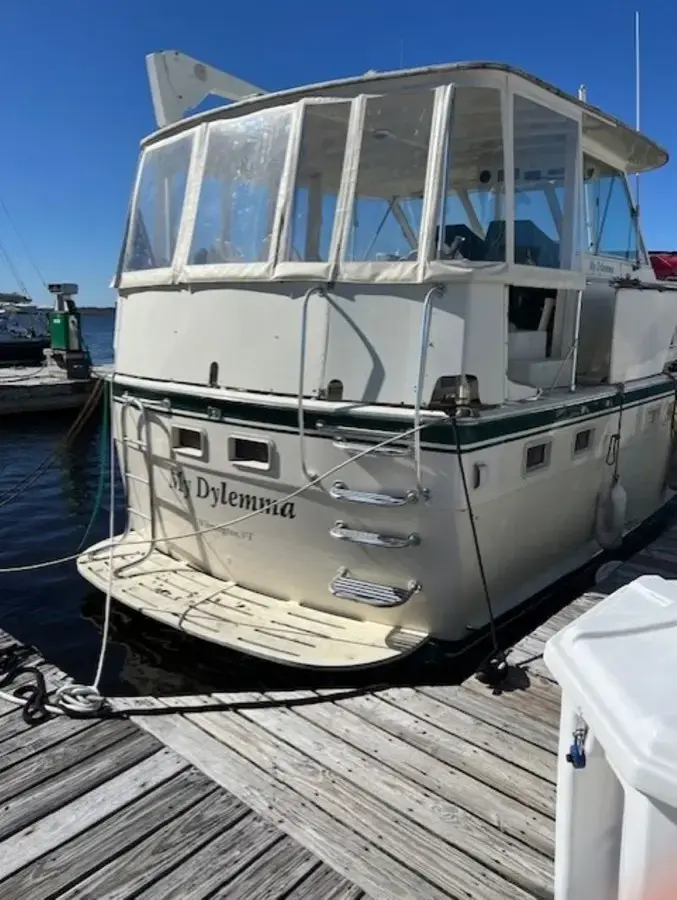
<box><xmin>55</xmin><ymin>788</ymin><xmax>249</xmax><ymax>900</ymax></box>
<box><xmin>0</xmin><ymin>631</ymin><xmax>368</xmax><ymax>900</ymax></box>
<box><xmin>125</xmin><ymin>511</ymin><xmax>677</xmax><ymax>900</ymax></box>
<box><xmin>5</xmin><ymin>514</ymin><xmax>677</xmax><ymax>899</ymax></box>
<box><xmin>330</xmin><ymin>689</ymin><xmax>556</xmax><ymax>817</ymax></box>
<box><xmin>139</xmin><ymin>706</ymin><xmax>455</xmax><ymax>900</ymax></box>
<box><xmin>133</xmin><ymin>813</ymin><xmax>285</xmax><ymax>900</ymax></box>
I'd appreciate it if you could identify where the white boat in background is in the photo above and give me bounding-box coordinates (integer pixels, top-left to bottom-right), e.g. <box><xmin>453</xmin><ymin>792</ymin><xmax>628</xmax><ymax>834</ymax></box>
<box><xmin>0</xmin><ymin>293</ymin><xmax>49</xmax><ymax>367</ymax></box>
<box><xmin>78</xmin><ymin>51</ymin><xmax>677</xmax><ymax>670</ymax></box>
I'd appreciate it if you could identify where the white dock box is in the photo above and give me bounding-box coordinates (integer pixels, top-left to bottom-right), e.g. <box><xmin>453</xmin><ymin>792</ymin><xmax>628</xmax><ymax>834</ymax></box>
<box><xmin>544</xmin><ymin>575</ymin><xmax>677</xmax><ymax>900</ymax></box>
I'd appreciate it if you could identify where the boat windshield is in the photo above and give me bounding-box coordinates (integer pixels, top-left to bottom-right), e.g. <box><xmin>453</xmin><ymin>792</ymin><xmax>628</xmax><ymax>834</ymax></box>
<box><xmin>120</xmin><ymin>79</ymin><xmax>583</xmax><ymax>283</ymax></box>
<box><xmin>123</xmin><ymin>133</ymin><xmax>194</xmax><ymax>272</ymax></box>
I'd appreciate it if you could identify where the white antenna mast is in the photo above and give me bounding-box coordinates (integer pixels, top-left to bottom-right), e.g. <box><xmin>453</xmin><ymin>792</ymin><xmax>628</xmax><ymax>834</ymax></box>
<box><xmin>145</xmin><ymin>51</ymin><xmax>265</xmax><ymax>128</ymax></box>
<box><xmin>634</xmin><ymin>10</ymin><xmax>641</xmax><ymax>210</ymax></box>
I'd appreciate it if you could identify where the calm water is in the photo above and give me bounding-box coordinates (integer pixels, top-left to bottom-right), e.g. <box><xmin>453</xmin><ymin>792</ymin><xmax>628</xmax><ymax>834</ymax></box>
<box><xmin>0</xmin><ymin>312</ymin><xmax>671</xmax><ymax>699</ymax></box>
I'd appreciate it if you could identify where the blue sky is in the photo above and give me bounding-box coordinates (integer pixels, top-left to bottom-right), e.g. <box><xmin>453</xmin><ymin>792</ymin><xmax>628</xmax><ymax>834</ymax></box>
<box><xmin>1</xmin><ymin>0</ymin><xmax>674</xmax><ymax>306</ymax></box>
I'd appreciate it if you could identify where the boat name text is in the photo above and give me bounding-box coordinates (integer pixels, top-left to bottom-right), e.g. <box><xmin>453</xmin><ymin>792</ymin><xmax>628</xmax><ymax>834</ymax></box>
<box><xmin>170</xmin><ymin>469</ymin><xmax>296</xmax><ymax>519</ymax></box>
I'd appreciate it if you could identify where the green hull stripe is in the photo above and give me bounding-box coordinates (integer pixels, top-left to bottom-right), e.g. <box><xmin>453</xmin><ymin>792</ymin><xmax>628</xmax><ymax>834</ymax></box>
<box><xmin>112</xmin><ymin>379</ymin><xmax>675</xmax><ymax>451</ymax></box>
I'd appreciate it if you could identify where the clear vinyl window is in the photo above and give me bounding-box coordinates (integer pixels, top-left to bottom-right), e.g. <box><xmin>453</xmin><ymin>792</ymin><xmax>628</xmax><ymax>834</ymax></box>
<box><xmin>436</xmin><ymin>86</ymin><xmax>505</xmax><ymax>262</ymax></box>
<box><xmin>285</xmin><ymin>103</ymin><xmax>351</xmax><ymax>262</ymax></box>
<box><xmin>123</xmin><ymin>133</ymin><xmax>194</xmax><ymax>272</ymax></box>
<box><xmin>583</xmin><ymin>156</ymin><xmax>646</xmax><ymax>264</ymax></box>
<box><xmin>189</xmin><ymin>108</ymin><xmax>292</xmax><ymax>265</ymax></box>
<box><xmin>513</xmin><ymin>96</ymin><xmax>578</xmax><ymax>269</ymax></box>
<box><xmin>345</xmin><ymin>90</ymin><xmax>435</xmax><ymax>263</ymax></box>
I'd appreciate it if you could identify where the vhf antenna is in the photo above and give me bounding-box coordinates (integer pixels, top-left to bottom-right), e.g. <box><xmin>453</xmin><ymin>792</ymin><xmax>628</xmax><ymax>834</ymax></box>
<box><xmin>634</xmin><ymin>10</ymin><xmax>641</xmax><ymax>213</ymax></box>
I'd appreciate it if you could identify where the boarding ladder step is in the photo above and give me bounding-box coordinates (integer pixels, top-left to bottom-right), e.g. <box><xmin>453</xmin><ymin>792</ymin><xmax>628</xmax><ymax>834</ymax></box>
<box><xmin>330</xmin><ymin>568</ymin><xmax>421</xmax><ymax>607</ymax></box>
<box><xmin>118</xmin><ymin>396</ymin><xmax>157</xmax><ymax>568</ymax></box>
<box><xmin>330</xmin><ymin>521</ymin><xmax>420</xmax><ymax>549</ymax></box>
<box><xmin>127</xmin><ymin>506</ymin><xmax>152</xmax><ymax>521</ymax></box>
<box><xmin>115</xmin><ymin>436</ymin><xmax>147</xmax><ymax>452</ymax></box>
<box><xmin>329</xmin><ymin>481</ymin><xmax>422</xmax><ymax>507</ymax></box>
<box><xmin>316</xmin><ymin>422</ymin><xmax>413</xmax><ymax>458</ymax></box>
<box><xmin>124</xmin><ymin>472</ymin><xmax>149</xmax><ymax>485</ymax></box>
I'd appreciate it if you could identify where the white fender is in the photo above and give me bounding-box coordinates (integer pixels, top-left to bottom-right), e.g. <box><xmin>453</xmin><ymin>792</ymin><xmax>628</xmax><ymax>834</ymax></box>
<box><xmin>594</xmin><ymin>477</ymin><xmax>627</xmax><ymax>550</ymax></box>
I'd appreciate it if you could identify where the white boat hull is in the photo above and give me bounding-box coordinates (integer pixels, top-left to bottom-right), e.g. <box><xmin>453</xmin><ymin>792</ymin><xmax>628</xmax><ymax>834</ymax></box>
<box><xmin>77</xmin><ymin>375</ymin><xmax>675</xmax><ymax>665</ymax></box>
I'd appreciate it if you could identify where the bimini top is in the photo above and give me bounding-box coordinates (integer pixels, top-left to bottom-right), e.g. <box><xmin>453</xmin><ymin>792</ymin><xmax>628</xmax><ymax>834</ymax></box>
<box><xmin>143</xmin><ymin>56</ymin><xmax>669</xmax><ymax>174</ymax></box>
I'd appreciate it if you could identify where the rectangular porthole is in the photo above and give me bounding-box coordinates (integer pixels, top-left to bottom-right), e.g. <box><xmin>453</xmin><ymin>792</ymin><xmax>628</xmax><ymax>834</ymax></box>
<box><xmin>171</xmin><ymin>426</ymin><xmax>207</xmax><ymax>460</ymax></box>
<box><xmin>573</xmin><ymin>428</ymin><xmax>593</xmax><ymax>456</ymax></box>
<box><xmin>524</xmin><ymin>440</ymin><xmax>551</xmax><ymax>475</ymax></box>
<box><xmin>228</xmin><ymin>435</ymin><xmax>273</xmax><ymax>471</ymax></box>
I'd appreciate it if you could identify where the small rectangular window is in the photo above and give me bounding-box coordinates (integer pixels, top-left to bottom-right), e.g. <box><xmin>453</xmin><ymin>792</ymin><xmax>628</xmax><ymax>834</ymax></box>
<box><xmin>171</xmin><ymin>426</ymin><xmax>207</xmax><ymax>459</ymax></box>
<box><xmin>573</xmin><ymin>428</ymin><xmax>593</xmax><ymax>455</ymax></box>
<box><xmin>228</xmin><ymin>435</ymin><xmax>273</xmax><ymax>471</ymax></box>
<box><xmin>524</xmin><ymin>441</ymin><xmax>551</xmax><ymax>474</ymax></box>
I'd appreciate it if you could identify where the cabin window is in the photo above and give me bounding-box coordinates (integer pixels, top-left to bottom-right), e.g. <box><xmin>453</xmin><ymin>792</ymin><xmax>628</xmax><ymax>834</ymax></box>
<box><xmin>285</xmin><ymin>103</ymin><xmax>350</xmax><ymax>262</ymax></box>
<box><xmin>573</xmin><ymin>428</ymin><xmax>593</xmax><ymax>455</ymax></box>
<box><xmin>437</xmin><ymin>87</ymin><xmax>505</xmax><ymax>262</ymax></box>
<box><xmin>524</xmin><ymin>440</ymin><xmax>551</xmax><ymax>474</ymax></box>
<box><xmin>228</xmin><ymin>435</ymin><xmax>273</xmax><ymax>470</ymax></box>
<box><xmin>123</xmin><ymin>134</ymin><xmax>194</xmax><ymax>271</ymax></box>
<box><xmin>345</xmin><ymin>90</ymin><xmax>434</xmax><ymax>262</ymax></box>
<box><xmin>189</xmin><ymin>108</ymin><xmax>292</xmax><ymax>265</ymax></box>
<box><xmin>171</xmin><ymin>426</ymin><xmax>207</xmax><ymax>459</ymax></box>
<box><xmin>513</xmin><ymin>97</ymin><xmax>578</xmax><ymax>269</ymax></box>
<box><xmin>583</xmin><ymin>156</ymin><xmax>644</xmax><ymax>263</ymax></box>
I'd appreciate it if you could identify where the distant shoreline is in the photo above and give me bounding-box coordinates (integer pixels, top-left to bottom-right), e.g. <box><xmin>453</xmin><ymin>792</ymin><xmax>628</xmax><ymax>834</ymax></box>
<box><xmin>31</xmin><ymin>306</ymin><xmax>115</xmax><ymax>314</ymax></box>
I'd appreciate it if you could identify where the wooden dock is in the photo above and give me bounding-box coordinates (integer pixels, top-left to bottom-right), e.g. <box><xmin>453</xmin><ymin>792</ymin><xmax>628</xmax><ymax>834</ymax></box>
<box><xmin>0</xmin><ymin>634</ymin><xmax>366</xmax><ymax>899</ymax></box>
<box><xmin>0</xmin><ymin>362</ymin><xmax>95</xmax><ymax>416</ymax></box>
<box><xmin>3</xmin><ymin>513</ymin><xmax>677</xmax><ymax>899</ymax></box>
<box><xmin>121</xmin><ymin>515</ymin><xmax>677</xmax><ymax>900</ymax></box>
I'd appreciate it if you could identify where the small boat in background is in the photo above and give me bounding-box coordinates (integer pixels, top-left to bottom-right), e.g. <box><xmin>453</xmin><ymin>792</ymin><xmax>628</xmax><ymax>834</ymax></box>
<box><xmin>0</xmin><ymin>292</ymin><xmax>49</xmax><ymax>367</ymax></box>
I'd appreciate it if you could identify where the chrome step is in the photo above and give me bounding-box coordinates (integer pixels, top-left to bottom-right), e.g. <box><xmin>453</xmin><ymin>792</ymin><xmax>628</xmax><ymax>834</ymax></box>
<box><xmin>115</xmin><ymin>436</ymin><xmax>148</xmax><ymax>452</ymax></box>
<box><xmin>120</xmin><ymin>393</ymin><xmax>171</xmax><ymax>412</ymax></box>
<box><xmin>330</xmin><ymin>521</ymin><xmax>420</xmax><ymax>549</ymax></box>
<box><xmin>329</xmin><ymin>481</ymin><xmax>422</xmax><ymax>507</ymax></box>
<box><xmin>128</xmin><ymin>507</ymin><xmax>152</xmax><ymax>521</ymax></box>
<box><xmin>317</xmin><ymin>421</ymin><xmax>413</xmax><ymax>457</ymax></box>
<box><xmin>124</xmin><ymin>472</ymin><xmax>149</xmax><ymax>485</ymax></box>
<box><xmin>332</xmin><ymin>438</ymin><xmax>413</xmax><ymax>458</ymax></box>
<box><xmin>330</xmin><ymin>568</ymin><xmax>421</xmax><ymax>607</ymax></box>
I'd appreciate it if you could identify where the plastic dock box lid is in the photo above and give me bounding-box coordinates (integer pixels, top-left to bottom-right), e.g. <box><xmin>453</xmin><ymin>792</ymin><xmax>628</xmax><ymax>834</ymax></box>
<box><xmin>544</xmin><ymin>575</ymin><xmax>677</xmax><ymax>807</ymax></box>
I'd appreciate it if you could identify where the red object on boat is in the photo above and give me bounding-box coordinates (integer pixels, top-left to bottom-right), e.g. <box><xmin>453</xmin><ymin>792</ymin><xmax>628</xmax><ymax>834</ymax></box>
<box><xmin>650</xmin><ymin>251</ymin><xmax>677</xmax><ymax>280</ymax></box>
